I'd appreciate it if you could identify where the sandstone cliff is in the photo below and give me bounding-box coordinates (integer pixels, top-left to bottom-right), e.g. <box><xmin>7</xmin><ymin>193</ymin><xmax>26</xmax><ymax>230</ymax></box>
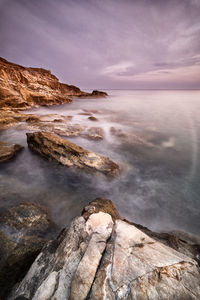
<box><xmin>0</xmin><ymin>57</ymin><xmax>107</xmax><ymax>110</ymax></box>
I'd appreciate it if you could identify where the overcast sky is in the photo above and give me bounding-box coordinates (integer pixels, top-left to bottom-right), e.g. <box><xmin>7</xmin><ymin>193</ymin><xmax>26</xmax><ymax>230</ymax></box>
<box><xmin>0</xmin><ymin>0</ymin><xmax>200</xmax><ymax>89</ymax></box>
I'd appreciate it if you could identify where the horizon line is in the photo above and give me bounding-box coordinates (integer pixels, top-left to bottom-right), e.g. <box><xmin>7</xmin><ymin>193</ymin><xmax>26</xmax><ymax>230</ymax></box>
<box><xmin>82</xmin><ymin>88</ymin><xmax>200</xmax><ymax>91</ymax></box>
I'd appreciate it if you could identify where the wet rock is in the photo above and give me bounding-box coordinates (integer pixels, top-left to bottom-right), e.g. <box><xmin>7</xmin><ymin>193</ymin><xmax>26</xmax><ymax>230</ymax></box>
<box><xmin>26</xmin><ymin>121</ymin><xmax>85</xmax><ymax>137</ymax></box>
<box><xmin>83</xmin><ymin>109</ymin><xmax>101</xmax><ymax>114</ymax></box>
<box><xmin>26</xmin><ymin>131</ymin><xmax>119</xmax><ymax>176</ymax></box>
<box><xmin>110</xmin><ymin>126</ymin><xmax>154</xmax><ymax>147</ymax></box>
<box><xmin>0</xmin><ymin>109</ymin><xmax>29</xmax><ymax>130</ymax></box>
<box><xmin>82</xmin><ymin>127</ymin><xmax>104</xmax><ymax>140</ymax></box>
<box><xmin>91</xmin><ymin>90</ymin><xmax>108</xmax><ymax>97</ymax></box>
<box><xmin>88</xmin><ymin>116</ymin><xmax>98</xmax><ymax>121</ymax></box>
<box><xmin>66</xmin><ymin>115</ymin><xmax>73</xmax><ymax>120</ymax></box>
<box><xmin>0</xmin><ymin>202</ymin><xmax>56</xmax><ymax>299</ymax></box>
<box><xmin>0</xmin><ymin>141</ymin><xmax>23</xmax><ymax>163</ymax></box>
<box><xmin>9</xmin><ymin>199</ymin><xmax>200</xmax><ymax>300</ymax></box>
<box><xmin>78</xmin><ymin>112</ymin><xmax>92</xmax><ymax>116</ymax></box>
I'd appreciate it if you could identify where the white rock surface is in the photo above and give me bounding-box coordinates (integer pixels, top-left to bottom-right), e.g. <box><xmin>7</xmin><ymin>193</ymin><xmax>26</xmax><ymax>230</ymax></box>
<box><xmin>9</xmin><ymin>205</ymin><xmax>200</xmax><ymax>300</ymax></box>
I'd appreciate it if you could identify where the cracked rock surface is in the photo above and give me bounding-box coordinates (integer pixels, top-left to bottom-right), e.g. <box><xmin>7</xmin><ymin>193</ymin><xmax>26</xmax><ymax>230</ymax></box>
<box><xmin>9</xmin><ymin>199</ymin><xmax>200</xmax><ymax>300</ymax></box>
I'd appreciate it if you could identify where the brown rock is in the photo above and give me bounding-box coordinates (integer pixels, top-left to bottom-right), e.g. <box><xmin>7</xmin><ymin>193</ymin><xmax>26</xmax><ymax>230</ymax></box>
<box><xmin>91</xmin><ymin>90</ymin><xmax>108</xmax><ymax>97</ymax></box>
<box><xmin>82</xmin><ymin>198</ymin><xmax>121</xmax><ymax>221</ymax></box>
<box><xmin>82</xmin><ymin>127</ymin><xmax>104</xmax><ymax>140</ymax></box>
<box><xmin>0</xmin><ymin>57</ymin><xmax>93</xmax><ymax>110</ymax></box>
<box><xmin>88</xmin><ymin>115</ymin><xmax>98</xmax><ymax>121</ymax></box>
<box><xmin>26</xmin><ymin>131</ymin><xmax>119</xmax><ymax>176</ymax></box>
<box><xmin>0</xmin><ymin>141</ymin><xmax>23</xmax><ymax>163</ymax></box>
<box><xmin>0</xmin><ymin>109</ymin><xmax>29</xmax><ymax>130</ymax></box>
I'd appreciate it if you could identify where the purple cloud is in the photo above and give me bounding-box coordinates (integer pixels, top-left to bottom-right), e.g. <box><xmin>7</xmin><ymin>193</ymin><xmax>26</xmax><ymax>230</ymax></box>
<box><xmin>0</xmin><ymin>0</ymin><xmax>200</xmax><ymax>89</ymax></box>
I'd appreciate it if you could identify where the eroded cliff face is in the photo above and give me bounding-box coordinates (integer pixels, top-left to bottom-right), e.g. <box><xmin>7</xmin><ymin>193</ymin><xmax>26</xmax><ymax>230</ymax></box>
<box><xmin>0</xmin><ymin>57</ymin><xmax>105</xmax><ymax>110</ymax></box>
<box><xmin>9</xmin><ymin>199</ymin><xmax>200</xmax><ymax>300</ymax></box>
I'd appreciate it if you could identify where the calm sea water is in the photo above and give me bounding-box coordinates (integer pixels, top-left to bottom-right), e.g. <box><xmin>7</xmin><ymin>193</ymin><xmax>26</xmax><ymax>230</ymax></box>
<box><xmin>0</xmin><ymin>90</ymin><xmax>200</xmax><ymax>235</ymax></box>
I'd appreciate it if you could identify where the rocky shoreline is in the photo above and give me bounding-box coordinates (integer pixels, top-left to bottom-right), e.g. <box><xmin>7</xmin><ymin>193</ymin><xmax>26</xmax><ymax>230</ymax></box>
<box><xmin>0</xmin><ymin>57</ymin><xmax>107</xmax><ymax>110</ymax></box>
<box><xmin>0</xmin><ymin>58</ymin><xmax>200</xmax><ymax>299</ymax></box>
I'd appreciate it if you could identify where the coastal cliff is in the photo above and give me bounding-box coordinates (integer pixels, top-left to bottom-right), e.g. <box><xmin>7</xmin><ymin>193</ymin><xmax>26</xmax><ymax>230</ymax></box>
<box><xmin>0</xmin><ymin>57</ymin><xmax>107</xmax><ymax>110</ymax></box>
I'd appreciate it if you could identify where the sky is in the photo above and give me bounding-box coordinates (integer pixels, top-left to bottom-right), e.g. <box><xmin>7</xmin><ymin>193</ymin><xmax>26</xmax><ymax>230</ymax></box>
<box><xmin>0</xmin><ymin>0</ymin><xmax>200</xmax><ymax>89</ymax></box>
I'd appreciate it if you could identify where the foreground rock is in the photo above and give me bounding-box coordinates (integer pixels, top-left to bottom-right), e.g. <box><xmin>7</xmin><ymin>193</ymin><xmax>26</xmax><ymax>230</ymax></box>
<box><xmin>0</xmin><ymin>202</ymin><xmax>56</xmax><ymax>299</ymax></box>
<box><xmin>27</xmin><ymin>131</ymin><xmax>119</xmax><ymax>176</ymax></box>
<box><xmin>9</xmin><ymin>198</ymin><xmax>200</xmax><ymax>300</ymax></box>
<box><xmin>0</xmin><ymin>57</ymin><xmax>107</xmax><ymax>110</ymax></box>
<box><xmin>0</xmin><ymin>141</ymin><xmax>23</xmax><ymax>162</ymax></box>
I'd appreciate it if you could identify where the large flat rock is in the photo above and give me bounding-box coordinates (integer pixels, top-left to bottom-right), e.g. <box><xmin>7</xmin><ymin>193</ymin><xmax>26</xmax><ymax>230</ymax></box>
<box><xmin>26</xmin><ymin>131</ymin><xmax>119</xmax><ymax>176</ymax></box>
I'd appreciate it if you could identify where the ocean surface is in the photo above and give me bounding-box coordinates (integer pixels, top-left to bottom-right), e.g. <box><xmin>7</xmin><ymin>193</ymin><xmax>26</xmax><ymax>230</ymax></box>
<box><xmin>0</xmin><ymin>90</ymin><xmax>200</xmax><ymax>236</ymax></box>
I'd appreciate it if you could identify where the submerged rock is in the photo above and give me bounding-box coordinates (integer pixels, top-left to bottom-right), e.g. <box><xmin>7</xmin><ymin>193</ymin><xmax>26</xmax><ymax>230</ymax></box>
<box><xmin>0</xmin><ymin>201</ymin><xmax>56</xmax><ymax>299</ymax></box>
<box><xmin>82</xmin><ymin>127</ymin><xmax>104</xmax><ymax>140</ymax></box>
<box><xmin>9</xmin><ymin>198</ymin><xmax>200</xmax><ymax>300</ymax></box>
<box><xmin>26</xmin><ymin>131</ymin><xmax>119</xmax><ymax>176</ymax></box>
<box><xmin>88</xmin><ymin>115</ymin><xmax>98</xmax><ymax>121</ymax></box>
<box><xmin>0</xmin><ymin>141</ymin><xmax>23</xmax><ymax>163</ymax></box>
<box><xmin>24</xmin><ymin>119</ymin><xmax>86</xmax><ymax>137</ymax></box>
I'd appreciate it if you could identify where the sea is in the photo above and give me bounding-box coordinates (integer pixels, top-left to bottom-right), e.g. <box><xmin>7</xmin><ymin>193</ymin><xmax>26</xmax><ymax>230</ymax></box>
<box><xmin>0</xmin><ymin>90</ymin><xmax>200</xmax><ymax>236</ymax></box>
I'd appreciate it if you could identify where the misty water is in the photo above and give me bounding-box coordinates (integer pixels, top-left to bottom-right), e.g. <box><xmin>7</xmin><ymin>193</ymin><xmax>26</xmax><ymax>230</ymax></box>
<box><xmin>0</xmin><ymin>90</ymin><xmax>200</xmax><ymax>236</ymax></box>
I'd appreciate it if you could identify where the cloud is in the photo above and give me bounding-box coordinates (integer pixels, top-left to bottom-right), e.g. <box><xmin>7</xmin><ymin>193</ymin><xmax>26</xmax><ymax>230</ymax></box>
<box><xmin>101</xmin><ymin>62</ymin><xmax>133</xmax><ymax>76</ymax></box>
<box><xmin>0</xmin><ymin>0</ymin><xmax>200</xmax><ymax>89</ymax></box>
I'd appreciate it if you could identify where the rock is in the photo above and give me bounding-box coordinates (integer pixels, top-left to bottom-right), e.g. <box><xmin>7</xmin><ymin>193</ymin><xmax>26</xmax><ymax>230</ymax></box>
<box><xmin>0</xmin><ymin>57</ymin><xmax>108</xmax><ymax>110</ymax></box>
<box><xmin>83</xmin><ymin>109</ymin><xmax>101</xmax><ymax>114</ymax></box>
<box><xmin>0</xmin><ymin>202</ymin><xmax>56</xmax><ymax>299</ymax></box>
<box><xmin>24</xmin><ymin>120</ymin><xmax>86</xmax><ymax>137</ymax></box>
<box><xmin>70</xmin><ymin>212</ymin><xmax>113</xmax><ymax>300</ymax></box>
<box><xmin>88</xmin><ymin>116</ymin><xmax>98</xmax><ymax>121</ymax></box>
<box><xmin>91</xmin><ymin>90</ymin><xmax>108</xmax><ymax>97</ymax></box>
<box><xmin>0</xmin><ymin>109</ymin><xmax>29</xmax><ymax>130</ymax></box>
<box><xmin>26</xmin><ymin>131</ymin><xmax>119</xmax><ymax>176</ymax></box>
<box><xmin>82</xmin><ymin>198</ymin><xmax>121</xmax><ymax>221</ymax></box>
<box><xmin>82</xmin><ymin>127</ymin><xmax>104</xmax><ymax>140</ymax></box>
<box><xmin>0</xmin><ymin>141</ymin><xmax>23</xmax><ymax>163</ymax></box>
<box><xmin>78</xmin><ymin>112</ymin><xmax>92</xmax><ymax>116</ymax></box>
<box><xmin>9</xmin><ymin>199</ymin><xmax>200</xmax><ymax>300</ymax></box>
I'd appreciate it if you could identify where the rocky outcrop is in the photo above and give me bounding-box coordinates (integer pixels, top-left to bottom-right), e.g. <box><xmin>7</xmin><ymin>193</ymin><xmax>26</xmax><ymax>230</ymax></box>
<box><xmin>26</xmin><ymin>131</ymin><xmax>119</xmax><ymax>176</ymax></box>
<box><xmin>9</xmin><ymin>198</ymin><xmax>200</xmax><ymax>300</ymax></box>
<box><xmin>0</xmin><ymin>109</ymin><xmax>31</xmax><ymax>130</ymax></box>
<box><xmin>0</xmin><ymin>57</ymin><xmax>107</xmax><ymax>110</ymax></box>
<box><xmin>0</xmin><ymin>141</ymin><xmax>23</xmax><ymax>162</ymax></box>
<box><xmin>91</xmin><ymin>90</ymin><xmax>108</xmax><ymax>97</ymax></box>
<box><xmin>0</xmin><ymin>202</ymin><xmax>56</xmax><ymax>299</ymax></box>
